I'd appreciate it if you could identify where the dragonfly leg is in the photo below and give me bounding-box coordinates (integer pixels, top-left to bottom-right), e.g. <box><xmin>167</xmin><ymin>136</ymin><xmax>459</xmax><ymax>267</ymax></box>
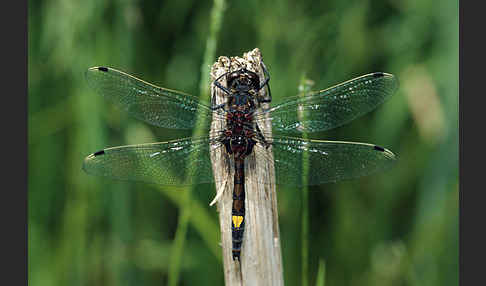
<box><xmin>244</xmin><ymin>138</ymin><xmax>257</xmax><ymax>156</ymax></box>
<box><xmin>254</xmin><ymin>122</ymin><xmax>270</xmax><ymax>148</ymax></box>
<box><xmin>211</xmin><ymin>103</ymin><xmax>226</xmax><ymax>111</ymax></box>
<box><xmin>257</xmin><ymin>62</ymin><xmax>272</xmax><ymax>103</ymax></box>
<box><xmin>213</xmin><ymin>71</ymin><xmax>232</xmax><ymax>95</ymax></box>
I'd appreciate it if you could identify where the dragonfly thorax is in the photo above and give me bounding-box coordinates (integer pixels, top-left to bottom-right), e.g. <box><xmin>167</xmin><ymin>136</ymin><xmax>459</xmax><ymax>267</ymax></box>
<box><xmin>231</xmin><ymin>92</ymin><xmax>253</xmax><ymax>106</ymax></box>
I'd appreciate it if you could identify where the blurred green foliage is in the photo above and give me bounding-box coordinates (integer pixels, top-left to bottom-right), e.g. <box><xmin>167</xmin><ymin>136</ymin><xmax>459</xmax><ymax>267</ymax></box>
<box><xmin>28</xmin><ymin>0</ymin><xmax>458</xmax><ymax>285</ymax></box>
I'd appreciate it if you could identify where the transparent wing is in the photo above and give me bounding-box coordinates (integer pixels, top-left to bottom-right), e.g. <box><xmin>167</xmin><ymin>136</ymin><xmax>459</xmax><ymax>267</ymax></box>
<box><xmin>85</xmin><ymin>67</ymin><xmax>214</xmax><ymax>129</ymax></box>
<box><xmin>82</xmin><ymin>137</ymin><xmax>221</xmax><ymax>185</ymax></box>
<box><xmin>255</xmin><ymin>72</ymin><xmax>398</xmax><ymax>133</ymax></box>
<box><xmin>253</xmin><ymin>136</ymin><xmax>396</xmax><ymax>186</ymax></box>
<box><xmin>83</xmin><ymin>135</ymin><xmax>396</xmax><ymax>187</ymax></box>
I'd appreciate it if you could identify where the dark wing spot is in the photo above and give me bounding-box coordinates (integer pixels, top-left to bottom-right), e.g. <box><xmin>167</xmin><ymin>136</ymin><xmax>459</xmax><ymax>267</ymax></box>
<box><xmin>373</xmin><ymin>72</ymin><xmax>384</xmax><ymax>78</ymax></box>
<box><xmin>98</xmin><ymin>67</ymin><xmax>108</xmax><ymax>72</ymax></box>
<box><xmin>93</xmin><ymin>150</ymin><xmax>105</xmax><ymax>156</ymax></box>
<box><xmin>373</xmin><ymin>145</ymin><xmax>385</xmax><ymax>152</ymax></box>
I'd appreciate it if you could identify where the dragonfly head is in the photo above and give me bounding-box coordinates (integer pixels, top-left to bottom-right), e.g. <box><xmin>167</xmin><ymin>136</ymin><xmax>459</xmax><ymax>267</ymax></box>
<box><xmin>227</xmin><ymin>69</ymin><xmax>260</xmax><ymax>95</ymax></box>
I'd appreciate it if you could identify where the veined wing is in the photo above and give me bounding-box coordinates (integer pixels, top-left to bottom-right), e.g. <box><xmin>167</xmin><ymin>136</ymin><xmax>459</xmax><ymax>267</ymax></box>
<box><xmin>82</xmin><ymin>137</ymin><xmax>220</xmax><ymax>185</ymax></box>
<box><xmin>255</xmin><ymin>72</ymin><xmax>398</xmax><ymax>133</ymax></box>
<box><xmin>85</xmin><ymin>67</ymin><xmax>214</xmax><ymax>129</ymax></box>
<box><xmin>254</xmin><ymin>136</ymin><xmax>396</xmax><ymax>186</ymax></box>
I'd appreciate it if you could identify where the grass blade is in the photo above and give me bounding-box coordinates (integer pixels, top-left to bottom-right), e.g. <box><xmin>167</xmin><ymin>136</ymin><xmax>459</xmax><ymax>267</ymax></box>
<box><xmin>299</xmin><ymin>76</ymin><xmax>315</xmax><ymax>286</ymax></box>
<box><xmin>315</xmin><ymin>259</ymin><xmax>326</xmax><ymax>286</ymax></box>
<box><xmin>168</xmin><ymin>0</ymin><xmax>226</xmax><ymax>285</ymax></box>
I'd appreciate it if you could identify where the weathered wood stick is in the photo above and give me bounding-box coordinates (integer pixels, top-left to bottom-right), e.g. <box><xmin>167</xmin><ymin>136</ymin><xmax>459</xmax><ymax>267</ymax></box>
<box><xmin>209</xmin><ymin>48</ymin><xmax>284</xmax><ymax>286</ymax></box>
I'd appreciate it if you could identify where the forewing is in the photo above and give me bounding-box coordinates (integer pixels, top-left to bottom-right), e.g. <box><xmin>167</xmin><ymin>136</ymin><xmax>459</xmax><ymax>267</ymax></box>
<box><xmin>85</xmin><ymin>67</ymin><xmax>213</xmax><ymax>129</ymax></box>
<box><xmin>256</xmin><ymin>72</ymin><xmax>398</xmax><ymax>133</ymax></box>
<box><xmin>83</xmin><ymin>137</ymin><xmax>220</xmax><ymax>185</ymax></box>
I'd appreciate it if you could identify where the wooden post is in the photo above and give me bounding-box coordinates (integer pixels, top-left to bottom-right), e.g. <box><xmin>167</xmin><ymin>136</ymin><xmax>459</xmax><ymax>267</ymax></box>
<box><xmin>209</xmin><ymin>48</ymin><xmax>284</xmax><ymax>285</ymax></box>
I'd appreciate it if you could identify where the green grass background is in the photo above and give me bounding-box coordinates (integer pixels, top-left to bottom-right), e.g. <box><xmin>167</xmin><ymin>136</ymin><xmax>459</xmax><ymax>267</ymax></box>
<box><xmin>28</xmin><ymin>0</ymin><xmax>458</xmax><ymax>285</ymax></box>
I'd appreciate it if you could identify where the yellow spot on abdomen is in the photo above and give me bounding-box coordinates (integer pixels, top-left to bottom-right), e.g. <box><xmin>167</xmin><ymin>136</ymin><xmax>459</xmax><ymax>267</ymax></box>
<box><xmin>232</xmin><ymin>216</ymin><xmax>244</xmax><ymax>228</ymax></box>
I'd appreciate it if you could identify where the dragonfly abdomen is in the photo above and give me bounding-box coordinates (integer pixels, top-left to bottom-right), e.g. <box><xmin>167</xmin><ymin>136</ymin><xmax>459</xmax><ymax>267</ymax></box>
<box><xmin>231</xmin><ymin>158</ymin><xmax>245</xmax><ymax>260</ymax></box>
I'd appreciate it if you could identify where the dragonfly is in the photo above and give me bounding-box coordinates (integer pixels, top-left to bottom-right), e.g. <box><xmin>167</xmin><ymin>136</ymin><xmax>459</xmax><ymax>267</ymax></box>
<box><xmin>82</xmin><ymin>64</ymin><xmax>398</xmax><ymax>260</ymax></box>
